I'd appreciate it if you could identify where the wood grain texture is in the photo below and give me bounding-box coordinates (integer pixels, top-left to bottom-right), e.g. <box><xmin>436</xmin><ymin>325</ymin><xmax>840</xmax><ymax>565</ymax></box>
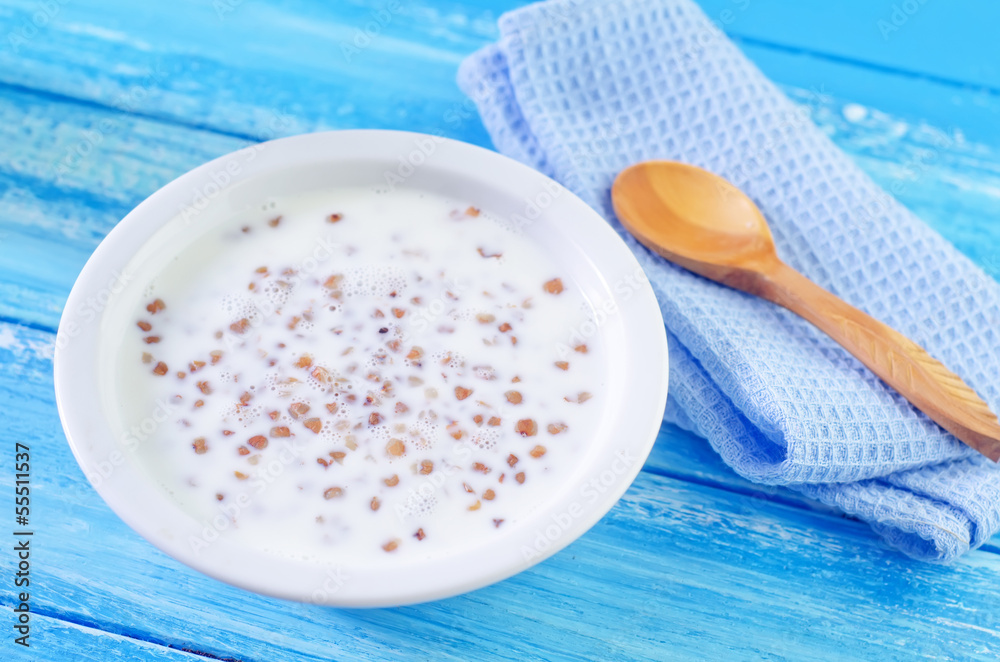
<box><xmin>0</xmin><ymin>80</ymin><xmax>989</xmax><ymax>519</ymax></box>
<box><xmin>696</xmin><ymin>0</ymin><xmax>1000</xmax><ymax>90</ymax></box>
<box><xmin>2</xmin><ymin>0</ymin><xmax>1000</xmax><ymax>659</ymax></box>
<box><xmin>4</xmin><ymin>319</ymin><xmax>1000</xmax><ymax>660</ymax></box>
<box><xmin>697</xmin><ymin>0</ymin><xmax>1000</xmax><ymax>148</ymax></box>
<box><xmin>2</xmin><ymin>81</ymin><xmax>1000</xmax><ymax>333</ymax></box>
<box><xmin>769</xmin><ymin>265</ymin><xmax>1000</xmax><ymax>459</ymax></box>
<box><xmin>8</xmin><ymin>614</ymin><xmax>210</xmax><ymax>662</ymax></box>
<box><xmin>2</xmin><ymin>0</ymin><xmax>999</xmax><ymax>147</ymax></box>
<box><xmin>0</xmin><ymin>0</ymin><xmax>505</xmax><ymax>139</ymax></box>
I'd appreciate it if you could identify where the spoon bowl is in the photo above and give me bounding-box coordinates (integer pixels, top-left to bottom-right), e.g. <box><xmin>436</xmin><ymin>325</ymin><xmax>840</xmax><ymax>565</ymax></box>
<box><xmin>613</xmin><ymin>162</ymin><xmax>780</xmax><ymax>291</ymax></box>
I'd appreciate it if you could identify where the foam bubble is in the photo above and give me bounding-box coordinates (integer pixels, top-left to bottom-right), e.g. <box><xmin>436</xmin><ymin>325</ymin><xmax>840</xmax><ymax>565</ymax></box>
<box><xmin>231</xmin><ymin>404</ymin><xmax>264</xmax><ymax>428</ymax></box>
<box><xmin>261</xmin><ymin>278</ymin><xmax>294</xmax><ymax>308</ymax></box>
<box><xmin>430</xmin><ymin>351</ymin><xmax>465</xmax><ymax>371</ymax></box>
<box><xmin>340</xmin><ymin>265</ymin><xmax>408</xmax><ymax>299</ymax></box>
<box><xmin>402</xmin><ymin>488</ymin><xmax>437</xmax><ymax>519</ymax></box>
<box><xmin>124</xmin><ymin>185</ymin><xmax>607</xmax><ymax>565</ymax></box>
<box><xmin>471</xmin><ymin>427</ymin><xmax>499</xmax><ymax>451</ymax></box>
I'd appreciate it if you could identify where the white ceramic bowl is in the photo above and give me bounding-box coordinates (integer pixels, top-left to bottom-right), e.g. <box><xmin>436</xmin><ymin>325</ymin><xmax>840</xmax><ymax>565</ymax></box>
<box><xmin>53</xmin><ymin>130</ymin><xmax>668</xmax><ymax>607</ymax></box>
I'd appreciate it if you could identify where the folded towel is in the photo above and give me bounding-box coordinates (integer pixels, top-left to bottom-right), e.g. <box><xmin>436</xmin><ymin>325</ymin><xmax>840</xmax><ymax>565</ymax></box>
<box><xmin>457</xmin><ymin>0</ymin><xmax>1000</xmax><ymax>562</ymax></box>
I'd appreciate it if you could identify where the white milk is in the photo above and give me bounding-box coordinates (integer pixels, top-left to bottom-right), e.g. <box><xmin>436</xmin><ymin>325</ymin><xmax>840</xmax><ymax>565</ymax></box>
<box><xmin>116</xmin><ymin>187</ymin><xmax>607</xmax><ymax>566</ymax></box>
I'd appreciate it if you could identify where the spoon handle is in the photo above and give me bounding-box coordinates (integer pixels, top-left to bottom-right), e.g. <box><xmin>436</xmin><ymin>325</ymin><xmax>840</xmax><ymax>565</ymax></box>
<box><xmin>762</xmin><ymin>260</ymin><xmax>1000</xmax><ymax>461</ymax></box>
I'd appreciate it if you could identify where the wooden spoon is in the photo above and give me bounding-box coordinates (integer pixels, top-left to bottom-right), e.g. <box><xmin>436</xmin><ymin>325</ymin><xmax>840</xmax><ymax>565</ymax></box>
<box><xmin>612</xmin><ymin>160</ymin><xmax>1000</xmax><ymax>461</ymax></box>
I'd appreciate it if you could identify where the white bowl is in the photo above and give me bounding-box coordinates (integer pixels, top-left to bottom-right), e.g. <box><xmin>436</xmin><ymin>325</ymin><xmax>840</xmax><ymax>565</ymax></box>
<box><xmin>53</xmin><ymin>130</ymin><xmax>668</xmax><ymax>607</ymax></box>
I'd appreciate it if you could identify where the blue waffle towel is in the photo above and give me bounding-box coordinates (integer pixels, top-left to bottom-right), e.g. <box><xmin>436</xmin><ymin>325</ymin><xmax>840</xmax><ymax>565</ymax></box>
<box><xmin>458</xmin><ymin>0</ymin><xmax>1000</xmax><ymax>562</ymax></box>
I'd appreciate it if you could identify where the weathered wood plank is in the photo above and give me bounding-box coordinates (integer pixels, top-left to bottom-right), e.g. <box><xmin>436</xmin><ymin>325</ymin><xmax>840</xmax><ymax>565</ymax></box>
<box><xmin>0</xmin><ymin>86</ymin><xmax>250</xmax><ymax>328</ymax></box>
<box><xmin>3</xmin><ymin>320</ymin><xmax>1000</xmax><ymax>661</ymax></box>
<box><xmin>2</xmin><ymin>1</ymin><xmax>1000</xmax><ymax>658</ymax></box>
<box><xmin>6</xmin><ymin>82</ymin><xmax>999</xmax><ymax>528</ymax></box>
<box><xmin>2</xmin><ymin>78</ymin><xmax>1000</xmax><ymax>544</ymax></box>
<box><xmin>0</xmin><ymin>0</ymin><xmax>500</xmax><ymax>140</ymax></box>
<box><xmin>697</xmin><ymin>0</ymin><xmax>1000</xmax><ymax>90</ymax></box>
<box><xmin>6</xmin><ymin>613</ymin><xmax>211</xmax><ymax>662</ymax></box>
<box><xmin>1</xmin><ymin>87</ymin><xmax>801</xmax><ymax>517</ymax></box>
<box><xmin>2</xmin><ymin>0</ymin><xmax>998</xmax><ymax>147</ymax></box>
<box><xmin>2</xmin><ymin>81</ymin><xmax>999</xmax><ymax>330</ymax></box>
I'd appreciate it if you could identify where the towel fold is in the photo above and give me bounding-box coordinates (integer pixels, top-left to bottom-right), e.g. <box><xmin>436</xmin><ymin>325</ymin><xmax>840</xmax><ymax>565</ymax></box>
<box><xmin>457</xmin><ymin>0</ymin><xmax>1000</xmax><ymax>562</ymax></box>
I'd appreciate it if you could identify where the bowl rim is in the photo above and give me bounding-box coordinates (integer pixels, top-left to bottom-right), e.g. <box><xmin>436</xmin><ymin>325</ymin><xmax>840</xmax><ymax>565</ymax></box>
<box><xmin>53</xmin><ymin>129</ymin><xmax>669</xmax><ymax>607</ymax></box>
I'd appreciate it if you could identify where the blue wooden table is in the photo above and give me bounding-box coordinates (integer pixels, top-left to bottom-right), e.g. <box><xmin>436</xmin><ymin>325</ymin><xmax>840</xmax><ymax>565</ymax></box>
<box><xmin>3</xmin><ymin>1</ymin><xmax>1000</xmax><ymax>659</ymax></box>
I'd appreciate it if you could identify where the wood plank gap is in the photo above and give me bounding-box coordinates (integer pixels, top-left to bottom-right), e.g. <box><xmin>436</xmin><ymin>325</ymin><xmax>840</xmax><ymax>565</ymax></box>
<box><xmin>0</xmin><ymin>79</ymin><xmax>266</xmax><ymax>145</ymax></box>
<box><xmin>728</xmin><ymin>34</ymin><xmax>1000</xmax><ymax>97</ymax></box>
<box><xmin>0</xmin><ymin>313</ymin><xmax>57</xmax><ymax>335</ymax></box>
<box><xmin>642</xmin><ymin>463</ymin><xmax>856</xmax><ymax>521</ymax></box>
<box><xmin>0</xmin><ymin>600</ymin><xmax>247</xmax><ymax>662</ymax></box>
